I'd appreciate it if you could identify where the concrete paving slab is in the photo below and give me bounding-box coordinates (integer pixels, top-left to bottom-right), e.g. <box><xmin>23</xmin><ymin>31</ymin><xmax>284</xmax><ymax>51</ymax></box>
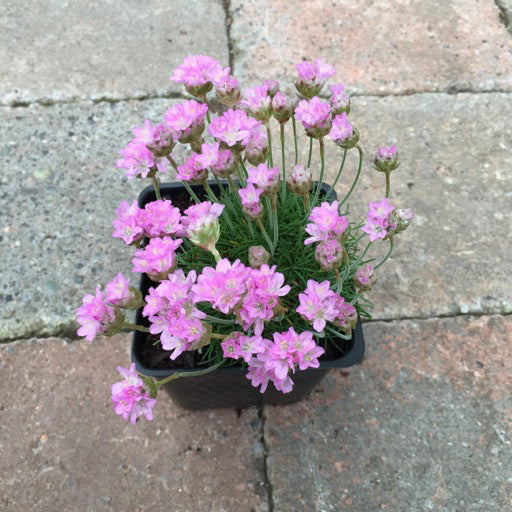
<box><xmin>0</xmin><ymin>334</ymin><xmax>268</xmax><ymax>512</ymax></box>
<box><xmin>263</xmin><ymin>315</ymin><xmax>512</xmax><ymax>511</ymax></box>
<box><xmin>230</xmin><ymin>0</ymin><xmax>512</xmax><ymax>94</ymax></box>
<box><xmin>0</xmin><ymin>1</ymin><xmax>229</xmax><ymax>105</ymax></box>
<box><xmin>1</xmin><ymin>92</ymin><xmax>511</xmax><ymax>339</ymax></box>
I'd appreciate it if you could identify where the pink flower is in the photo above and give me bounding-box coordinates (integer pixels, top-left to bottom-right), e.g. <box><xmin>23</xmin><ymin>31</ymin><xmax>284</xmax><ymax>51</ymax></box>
<box><xmin>315</xmin><ymin>239</ymin><xmax>343</xmax><ymax>271</ymax></box>
<box><xmin>247</xmin><ymin>163</ymin><xmax>279</xmax><ymax>195</ymax></box>
<box><xmin>287</xmin><ymin>164</ymin><xmax>312</xmax><ymax>195</ymax></box>
<box><xmin>145</xmin><ymin>270</ymin><xmax>207</xmax><ymax>360</ymax></box>
<box><xmin>238</xmin><ymin>265</ymin><xmax>290</xmax><ymax>335</ymax></box>
<box><xmin>208</xmin><ymin>109</ymin><xmax>262</xmax><ymax>149</ymax></box>
<box><xmin>354</xmin><ymin>264</ymin><xmax>375</xmax><ymax>291</ymax></box>
<box><xmin>361</xmin><ymin>198</ymin><xmax>396</xmax><ymax>242</ymax></box>
<box><xmin>262</xmin><ymin>79</ymin><xmax>280</xmax><ymax>97</ymax></box>
<box><xmin>76</xmin><ymin>287</ymin><xmax>116</xmax><ymax>341</ymax></box>
<box><xmin>181</xmin><ymin>201</ymin><xmax>224</xmax><ymax>251</ymax></box>
<box><xmin>196</xmin><ymin>142</ymin><xmax>220</xmax><ymax>169</ymax></box>
<box><xmin>133</xmin><ymin>120</ymin><xmax>176</xmax><ymax>157</ymax></box>
<box><xmin>112</xmin><ymin>200</ymin><xmax>144</xmax><ymax>245</ymax></box>
<box><xmin>164</xmin><ymin>100</ymin><xmax>208</xmax><ymax>143</ymax></box>
<box><xmin>170</xmin><ymin>55</ymin><xmax>222</xmax><ymax>96</ymax></box>
<box><xmin>105</xmin><ymin>273</ymin><xmax>131</xmax><ymax>306</ymax></box>
<box><xmin>329</xmin><ymin>113</ymin><xmax>357</xmax><ymax>149</ymax></box>
<box><xmin>333</xmin><ymin>296</ymin><xmax>357</xmax><ymax>332</ymax></box>
<box><xmin>296</xmin><ymin>280</ymin><xmax>338</xmax><ymax>332</ymax></box>
<box><xmin>212</xmin><ymin>67</ymin><xmax>241</xmax><ymax>107</ymax></box>
<box><xmin>329</xmin><ymin>84</ymin><xmax>350</xmax><ymax>115</ymax></box>
<box><xmin>295</xmin><ymin>97</ymin><xmax>332</xmax><ymax>138</ymax></box>
<box><xmin>240</xmin><ymin>84</ymin><xmax>272</xmax><ymax>121</ymax></box>
<box><xmin>374</xmin><ymin>145</ymin><xmax>400</xmax><ymax>173</ymax></box>
<box><xmin>192</xmin><ymin>258</ymin><xmax>249</xmax><ymax>314</ymax></box>
<box><xmin>111</xmin><ymin>363</ymin><xmax>155</xmax><ymax>424</ymax></box>
<box><xmin>245</xmin><ymin>123</ymin><xmax>268</xmax><ymax>165</ymax></box>
<box><xmin>176</xmin><ymin>153</ymin><xmax>208</xmax><ymax>183</ymax></box>
<box><xmin>116</xmin><ymin>141</ymin><xmax>166</xmax><ymax>179</ymax></box>
<box><xmin>305</xmin><ymin>201</ymin><xmax>349</xmax><ymax>245</ymax></box>
<box><xmin>132</xmin><ymin>236</ymin><xmax>183</xmax><ymax>280</ymax></box>
<box><xmin>272</xmin><ymin>91</ymin><xmax>297</xmax><ymax>123</ymax></box>
<box><xmin>248</xmin><ymin>245</ymin><xmax>270</xmax><ymax>268</ymax></box>
<box><xmin>238</xmin><ymin>183</ymin><xmax>263</xmax><ymax>218</ymax></box>
<box><xmin>138</xmin><ymin>199</ymin><xmax>182</xmax><ymax>237</ymax></box>
<box><xmin>211</xmin><ymin>148</ymin><xmax>237</xmax><ymax>178</ymax></box>
<box><xmin>221</xmin><ymin>332</ymin><xmax>266</xmax><ymax>363</ymax></box>
<box><xmin>295</xmin><ymin>59</ymin><xmax>336</xmax><ymax>98</ymax></box>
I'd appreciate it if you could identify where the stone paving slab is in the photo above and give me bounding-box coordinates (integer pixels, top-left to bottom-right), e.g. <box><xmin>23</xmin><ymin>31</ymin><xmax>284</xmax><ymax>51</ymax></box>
<box><xmin>230</xmin><ymin>0</ymin><xmax>512</xmax><ymax>94</ymax></box>
<box><xmin>1</xmin><ymin>92</ymin><xmax>511</xmax><ymax>339</ymax></box>
<box><xmin>0</xmin><ymin>334</ymin><xmax>268</xmax><ymax>512</ymax></box>
<box><xmin>0</xmin><ymin>1</ymin><xmax>228</xmax><ymax>105</ymax></box>
<box><xmin>263</xmin><ymin>315</ymin><xmax>512</xmax><ymax>511</ymax></box>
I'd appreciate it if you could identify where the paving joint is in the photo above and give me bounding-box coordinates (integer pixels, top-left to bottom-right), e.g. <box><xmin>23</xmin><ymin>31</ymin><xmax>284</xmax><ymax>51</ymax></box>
<box><xmin>220</xmin><ymin>0</ymin><xmax>235</xmax><ymax>72</ymax></box>
<box><xmin>494</xmin><ymin>0</ymin><xmax>512</xmax><ymax>35</ymax></box>
<box><xmin>1</xmin><ymin>311</ymin><xmax>511</xmax><ymax>344</ymax></box>
<box><xmin>257</xmin><ymin>405</ymin><xmax>274</xmax><ymax>512</ymax></box>
<box><xmin>3</xmin><ymin>86</ymin><xmax>512</xmax><ymax>110</ymax></box>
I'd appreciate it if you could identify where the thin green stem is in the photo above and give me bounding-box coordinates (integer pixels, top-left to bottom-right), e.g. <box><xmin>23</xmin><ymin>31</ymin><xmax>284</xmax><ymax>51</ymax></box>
<box><xmin>375</xmin><ymin>236</ymin><xmax>394</xmax><ymax>269</ymax></box>
<box><xmin>155</xmin><ymin>359</ymin><xmax>225</xmax><ymax>388</ymax></box>
<box><xmin>256</xmin><ymin>218</ymin><xmax>274</xmax><ymax>256</ymax></box>
<box><xmin>339</xmin><ymin>145</ymin><xmax>363</xmax><ymax>208</ymax></box>
<box><xmin>326</xmin><ymin>149</ymin><xmax>347</xmax><ymax>199</ymax></box>
<box><xmin>210</xmin><ymin>247</ymin><xmax>221</xmax><ymax>263</ymax></box>
<box><xmin>151</xmin><ymin>175</ymin><xmax>161</xmax><ymax>200</ymax></box>
<box><xmin>280</xmin><ymin>123</ymin><xmax>286</xmax><ymax>199</ymax></box>
<box><xmin>310</xmin><ymin>137</ymin><xmax>325</xmax><ymax>210</ymax></box>
<box><xmin>203</xmin><ymin>181</ymin><xmax>219</xmax><ymax>202</ymax></box>
<box><xmin>351</xmin><ymin>241</ymin><xmax>372</xmax><ymax>269</ymax></box>
<box><xmin>292</xmin><ymin>117</ymin><xmax>298</xmax><ymax>165</ymax></box>
<box><xmin>204</xmin><ymin>315</ymin><xmax>236</xmax><ymax>325</ymax></box>
<box><xmin>182</xmin><ymin>181</ymin><xmax>201</xmax><ymax>204</ymax></box>
<box><xmin>122</xmin><ymin>322</ymin><xmax>149</xmax><ymax>333</ymax></box>
<box><xmin>307</xmin><ymin>137</ymin><xmax>313</xmax><ymax>167</ymax></box>
<box><xmin>266</xmin><ymin>123</ymin><xmax>273</xmax><ymax>167</ymax></box>
<box><xmin>228</xmin><ymin>175</ymin><xmax>255</xmax><ymax>237</ymax></box>
<box><xmin>272</xmin><ymin>197</ymin><xmax>279</xmax><ymax>253</ymax></box>
<box><xmin>325</xmin><ymin>325</ymin><xmax>353</xmax><ymax>340</ymax></box>
<box><xmin>385</xmin><ymin>171</ymin><xmax>391</xmax><ymax>198</ymax></box>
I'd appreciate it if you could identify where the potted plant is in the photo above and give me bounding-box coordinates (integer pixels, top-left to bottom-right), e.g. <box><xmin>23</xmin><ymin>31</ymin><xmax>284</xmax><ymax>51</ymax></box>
<box><xmin>76</xmin><ymin>55</ymin><xmax>413</xmax><ymax>423</ymax></box>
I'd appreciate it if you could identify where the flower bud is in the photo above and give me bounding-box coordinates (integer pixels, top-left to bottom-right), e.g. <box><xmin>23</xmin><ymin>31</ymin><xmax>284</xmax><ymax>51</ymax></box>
<box><xmin>315</xmin><ymin>239</ymin><xmax>343</xmax><ymax>271</ymax></box>
<box><xmin>391</xmin><ymin>208</ymin><xmax>414</xmax><ymax>235</ymax></box>
<box><xmin>211</xmin><ymin>149</ymin><xmax>238</xmax><ymax>178</ymax></box>
<box><xmin>263</xmin><ymin>79</ymin><xmax>280</xmax><ymax>98</ymax></box>
<box><xmin>353</xmin><ymin>264</ymin><xmax>376</xmax><ymax>291</ymax></box>
<box><xmin>329</xmin><ymin>84</ymin><xmax>351</xmax><ymax>115</ymax></box>
<box><xmin>287</xmin><ymin>164</ymin><xmax>312</xmax><ymax>195</ymax></box>
<box><xmin>329</xmin><ymin>113</ymin><xmax>359</xmax><ymax>149</ymax></box>
<box><xmin>245</xmin><ymin>133</ymin><xmax>269</xmax><ymax>166</ymax></box>
<box><xmin>272</xmin><ymin>92</ymin><xmax>298</xmax><ymax>124</ymax></box>
<box><xmin>374</xmin><ymin>145</ymin><xmax>399</xmax><ymax>173</ymax></box>
<box><xmin>214</xmin><ymin>72</ymin><xmax>241</xmax><ymax>107</ymax></box>
<box><xmin>249</xmin><ymin>245</ymin><xmax>270</xmax><ymax>268</ymax></box>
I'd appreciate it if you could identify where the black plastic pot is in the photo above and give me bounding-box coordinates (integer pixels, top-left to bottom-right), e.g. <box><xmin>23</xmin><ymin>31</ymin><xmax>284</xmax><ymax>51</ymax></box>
<box><xmin>131</xmin><ymin>181</ymin><xmax>366</xmax><ymax>409</ymax></box>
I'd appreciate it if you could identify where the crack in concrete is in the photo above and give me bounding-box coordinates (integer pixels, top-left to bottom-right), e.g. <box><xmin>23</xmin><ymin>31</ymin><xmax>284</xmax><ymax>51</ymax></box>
<box><xmin>3</xmin><ymin>85</ymin><xmax>512</xmax><ymax>110</ymax></box>
<box><xmin>220</xmin><ymin>0</ymin><xmax>235</xmax><ymax>72</ymax></box>
<box><xmin>257</xmin><ymin>405</ymin><xmax>274</xmax><ymax>512</ymax></box>
<box><xmin>1</xmin><ymin>311</ymin><xmax>511</xmax><ymax>344</ymax></box>
<box><xmin>494</xmin><ymin>0</ymin><xmax>512</xmax><ymax>35</ymax></box>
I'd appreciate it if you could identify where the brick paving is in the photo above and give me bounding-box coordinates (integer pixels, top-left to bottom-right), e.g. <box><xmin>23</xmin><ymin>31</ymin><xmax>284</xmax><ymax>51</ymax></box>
<box><xmin>1</xmin><ymin>1</ymin><xmax>511</xmax><ymax>511</ymax></box>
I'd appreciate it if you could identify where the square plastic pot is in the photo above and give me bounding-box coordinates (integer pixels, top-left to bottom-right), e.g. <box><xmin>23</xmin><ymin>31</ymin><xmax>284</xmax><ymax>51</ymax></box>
<box><xmin>131</xmin><ymin>181</ymin><xmax>366</xmax><ymax>410</ymax></box>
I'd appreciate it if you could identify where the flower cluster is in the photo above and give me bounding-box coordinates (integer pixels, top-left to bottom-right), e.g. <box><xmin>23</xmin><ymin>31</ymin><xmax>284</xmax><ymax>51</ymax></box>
<box><xmin>77</xmin><ymin>54</ymin><xmax>414</xmax><ymax>425</ymax></box>
<box><xmin>112</xmin><ymin>364</ymin><xmax>156</xmax><ymax>424</ymax></box>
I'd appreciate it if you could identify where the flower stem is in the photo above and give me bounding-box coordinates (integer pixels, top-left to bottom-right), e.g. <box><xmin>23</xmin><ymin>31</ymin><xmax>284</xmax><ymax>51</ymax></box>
<box><xmin>385</xmin><ymin>171</ymin><xmax>391</xmax><ymax>198</ymax></box>
<box><xmin>375</xmin><ymin>236</ymin><xmax>394</xmax><ymax>269</ymax></box>
<box><xmin>292</xmin><ymin>117</ymin><xmax>298</xmax><ymax>165</ymax></box>
<box><xmin>310</xmin><ymin>137</ymin><xmax>325</xmax><ymax>210</ymax></box>
<box><xmin>210</xmin><ymin>247</ymin><xmax>222</xmax><ymax>263</ymax></box>
<box><xmin>228</xmin><ymin>175</ymin><xmax>255</xmax><ymax>237</ymax></box>
<box><xmin>307</xmin><ymin>137</ymin><xmax>313</xmax><ymax>167</ymax></box>
<box><xmin>210</xmin><ymin>332</ymin><xmax>228</xmax><ymax>340</ymax></box>
<box><xmin>155</xmin><ymin>359</ymin><xmax>226</xmax><ymax>389</ymax></box>
<box><xmin>266</xmin><ymin>123</ymin><xmax>273</xmax><ymax>167</ymax></box>
<box><xmin>151</xmin><ymin>175</ymin><xmax>161</xmax><ymax>200</ymax></box>
<box><xmin>326</xmin><ymin>149</ymin><xmax>347</xmax><ymax>199</ymax></box>
<box><xmin>182</xmin><ymin>181</ymin><xmax>202</xmax><ymax>204</ymax></box>
<box><xmin>339</xmin><ymin>145</ymin><xmax>363</xmax><ymax>208</ymax></box>
<box><xmin>204</xmin><ymin>315</ymin><xmax>235</xmax><ymax>325</ymax></box>
<box><xmin>272</xmin><ymin>197</ymin><xmax>279</xmax><ymax>253</ymax></box>
<box><xmin>280</xmin><ymin>123</ymin><xmax>286</xmax><ymax>199</ymax></box>
<box><xmin>122</xmin><ymin>322</ymin><xmax>149</xmax><ymax>333</ymax></box>
<box><xmin>256</xmin><ymin>218</ymin><xmax>274</xmax><ymax>256</ymax></box>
